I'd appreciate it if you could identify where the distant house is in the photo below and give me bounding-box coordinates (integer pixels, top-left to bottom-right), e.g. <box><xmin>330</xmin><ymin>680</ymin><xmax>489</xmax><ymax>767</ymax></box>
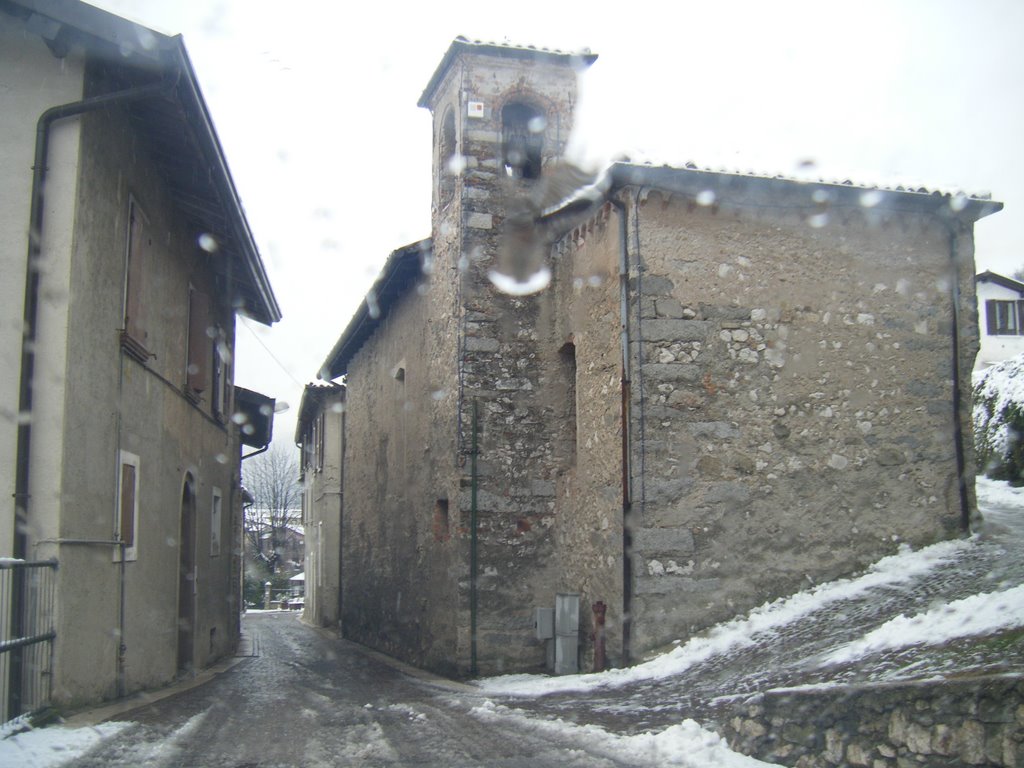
<box><xmin>295</xmin><ymin>382</ymin><xmax>344</xmax><ymax>627</ymax></box>
<box><xmin>0</xmin><ymin>1</ymin><xmax>280</xmax><ymax>716</ymax></box>
<box><xmin>314</xmin><ymin>38</ymin><xmax>1000</xmax><ymax>678</ymax></box>
<box><xmin>975</xmin><ymin>271</ymin><xmax>1024</xmax><ymax>369</ymax></box>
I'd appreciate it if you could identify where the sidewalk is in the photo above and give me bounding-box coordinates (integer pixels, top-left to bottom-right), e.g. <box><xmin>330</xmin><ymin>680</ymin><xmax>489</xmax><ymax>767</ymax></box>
<box><xmin>61</xmin><ymin>632</ymin><xmax>258</xmax><ymax>729</ymax></box>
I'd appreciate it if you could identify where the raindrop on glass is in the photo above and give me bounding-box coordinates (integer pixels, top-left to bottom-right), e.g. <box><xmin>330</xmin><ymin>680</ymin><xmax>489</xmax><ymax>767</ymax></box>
<box><xmin>198</xmin><ymin>233</ymin><xmax>219</xmax><ymax>253</ymax></box>
<box><xmin>696</xmin><ymin>190</ymin><xmax>716</xmax><ymax>207</ymax></box>
<box><xmin>367</xmin><ymin>289</ymin><xmax>380</xmax><ymax>319</ymax></box>
<box><xmin>807</xmin><ymin>212</ymin><xmax>829</xmax><ymax>229</ymax></box>
<box><xmin>859</xmin><ymin>190</ymin><xmax>884</xmax><ymax>208</ymax></box>
<box><xmin>488</xmin><ymin>266</ymin><xmax>552</xmax><ymax>296</ymax></box>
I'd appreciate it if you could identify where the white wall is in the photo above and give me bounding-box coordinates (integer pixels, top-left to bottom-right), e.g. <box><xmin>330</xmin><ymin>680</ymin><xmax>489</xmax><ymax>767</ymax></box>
<box><xmin>975</xmin><ymin>279</ymin><xmax>1024</xmax><ymax>370</ymax></box>
<box><xmin>0</xmin><ymin>22</ymin><xmax>85</xmax><ymax>557</ymax></box>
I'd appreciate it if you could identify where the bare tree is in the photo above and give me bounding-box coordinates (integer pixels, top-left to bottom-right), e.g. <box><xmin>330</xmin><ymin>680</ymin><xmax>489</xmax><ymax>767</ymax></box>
<box><xmin>242</xmin><ymin>443</ymin><xmax>302</xmax><ymax>574</ymax></box>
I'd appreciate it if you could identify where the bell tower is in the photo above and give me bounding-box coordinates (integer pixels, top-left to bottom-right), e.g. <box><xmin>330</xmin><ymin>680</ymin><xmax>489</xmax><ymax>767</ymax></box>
<box><xmin>417</xmin><ymin>39</ymin><xmax>598</xmax><ymax>675</ymax></box>
<box><xmin>417</xmin><ymin>37</ymin><xmax>597</xmax><ymax>269</ymax></box>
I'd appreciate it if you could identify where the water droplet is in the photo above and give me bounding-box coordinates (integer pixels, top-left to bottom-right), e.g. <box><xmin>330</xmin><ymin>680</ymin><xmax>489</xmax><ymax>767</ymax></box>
<box><xmin>949</xmin><ymin>193</ymin><xmax>968</xmax><ymax>212</ymax></box>
<box><xmin>166</xmin><ymin>536</ymin><xmax>176</xmax><ymax>547</ymax></box>
<box><xmin>242</xmin><ymin>424</ymin><xmax>255</xmax><ymax>435</ymax></box>
<box><xmin>259</xmin><ymin>404</ymin><xmax>273</xmax><ymax>417</ymax></box>
<box><xmin>528</xmin><ymin>115</ymin><xmax>547</xmax><ymax>134</ymax></box>
<box><xmin>457</xmin><ymin>253</ymin><xmax>469</xmax><ymax>272</ymax></box>
<box><xmin>366</xmin><ymin>289</ymin><xmax>380</xmax><ymax>319</ymax></box>
<box><xmin>215</xmin><ymin>453</ymin><xmax>228</xmax><ymax>464</ymax></box>
<box><xmin>274</xmin><ymin>401</ymin><xmax>290</xmax><ymax>413</ymax></box>
<box><xmin>696</xmin><ymin>190</ymin><xmax>716</xmax><ymax>206</ymax></box>
<box><xmin>330</xmin><ymin>401</ymin><xmax>346</xmax><ymax>413</ymax></box>
<box><xmin>487</xmin><ymin>266</ymin><xmax>551</xmax><ymax>295</ymax></box>
<box><xmin>587</xmin><ymin>275</ymin><xmax>603</xmax><ymax>288</ymax></box>
<box><xmin>431</xmin><ymin>389</ymin><xmax>447</xmax><ymax>401</ymax></box>
<box><xmin>446</xmin><ymin>154</ymin><xmax>467</xmax><ymax>174</ymax></box>
<box><xmin>232</xmin><ymin>412</ymin><xmax>248</xmax><ymax>425</ymax></box>
<box><xmin>807</xmin><ymin>212</ymin><xmax>829</xmax><ymax>229</ymax></box>
<box><xmin>795</xmin><ymin>157</ymin><xmax>817</xmax><ymax>171</ymax></box>
<box><xmin>198</xmin><ymin>233</ymin><xmax>219</xmax><ymax>253</ymax></box>
<box><xmin>859</xmin><ymin>190</ymin><xmax>884</xmax><ymax>208</ymax></box>
<box><xmin>811</xmin><ymin>189</ymin><xmax>832</xmax><ymax>204</ymax></box>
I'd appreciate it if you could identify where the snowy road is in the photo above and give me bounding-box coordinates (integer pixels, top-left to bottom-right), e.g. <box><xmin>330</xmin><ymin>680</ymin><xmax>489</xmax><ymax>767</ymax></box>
<box><xmin>5</xmin><ymin>480</ymin><xmax>1022</xmax><ymax>767</ymax></box>
<box><xmin>12</xmin><ymin>612</ymin><xmax>760</xmax><ymax>767</ymax></box>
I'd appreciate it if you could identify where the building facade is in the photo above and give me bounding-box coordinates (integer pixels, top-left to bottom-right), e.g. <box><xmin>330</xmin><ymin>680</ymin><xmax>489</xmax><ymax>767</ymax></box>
<box><xmin>1</xmin><ymin>1</ymin><xmax>280</xmax><ymax>713</ymax></box>
<box><xmin>296</xmin><ymin>382</ymin><xmax>345</xmax><ymax>627</ymax></box>
<box><xmin>974</xmin><ymin>270</ymin><xmax>1024</xmax><ymax>370</ymax></box>
<box><xmin>317</xmin><ymin>38</ymin><xmax>999</xmax><ymax>677</ymax></box>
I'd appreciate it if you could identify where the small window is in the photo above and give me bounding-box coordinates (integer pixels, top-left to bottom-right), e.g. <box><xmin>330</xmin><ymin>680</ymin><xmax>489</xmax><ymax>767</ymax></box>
<box><xmin>212</xmin><ymin>330</ymin><xmax>231</xmax><ymax>421</ymax></box>
<box><xmin>117</xmin><ymin>451</ymin><xmax>140</xmax><ymax>561</ymax></box>
<box><xmin>315</xmin><ymin>412</ymin><xmax>325</xmax><ymax>472</ymax></box>
<box><xmin>122</xmin><ymin>199</ymin><xmax>151</xmax><ymax>360</ymax></box>
<box><xmin>439</xmin><ymin>109</ymin><xmax>458</xmax><ymax>207</ymax></box>
<box><xmin>986</xmin><ymin>299</ymin><xmax>1024</xmax><ymax>336</ymax></box>
<box><xmin>210</xmin><ymin>488</ymin><xmax>222</xmax><ymax>557</ymax></box>
<box><xmin>432</xmin><ymin>499</ymin><xmax>450</xmax><ymax>542</ymax></box>
<box><xmin>187</xmin><ymin>286</ymin><xmax>210</xmax><ymax>397</ymax></box>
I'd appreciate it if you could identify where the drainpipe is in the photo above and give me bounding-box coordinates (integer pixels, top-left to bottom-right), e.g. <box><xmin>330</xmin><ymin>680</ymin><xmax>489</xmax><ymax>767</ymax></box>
<box><xmin>942</xmin><ymin>220</ymin><xmax>973</xmax><ymax>533</ymax></box>
<box><xmin>470</xmin><ymin>398</ymin><xmax>479</xmax><ymax>676</ymax></box>
<box><xmin>14</xmin><ymin>80</ymin><xmax>170</xmax><ymax>558</ymax></box>
<box><xmin>609</xmin><ymin>197</ymin><xmax>633</xmax><ymax>665</ymax></box>
<box><xmin>12</xmin><ymin>79</ymin><xmax>171</xmax><ymax>715</ymax></box>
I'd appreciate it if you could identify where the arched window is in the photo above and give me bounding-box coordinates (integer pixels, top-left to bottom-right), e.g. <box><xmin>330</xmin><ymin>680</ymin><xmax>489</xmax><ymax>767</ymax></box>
<box><xmin>438</xmin><ymin>109</ymin><xmax>457</xmax><ymax>206</ymax></box>
<box><xmin>502</xmin><ymin>102</ymin><xmax>544</xmax><ymax>180</ymax></box>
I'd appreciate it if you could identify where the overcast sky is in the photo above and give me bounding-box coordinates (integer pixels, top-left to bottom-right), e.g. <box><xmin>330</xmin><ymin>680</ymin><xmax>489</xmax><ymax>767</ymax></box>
<box><xmin>90</xmin><ymin>0</ymin><xmax>1024</xmax><ymax>446</ymax></box>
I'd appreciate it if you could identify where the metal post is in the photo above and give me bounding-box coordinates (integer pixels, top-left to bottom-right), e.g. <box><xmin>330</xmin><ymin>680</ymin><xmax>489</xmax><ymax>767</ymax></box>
<box><xmin>470</xmin><ymin>399</ymin><xmax>479</xmax><ymax>676</ymax></box>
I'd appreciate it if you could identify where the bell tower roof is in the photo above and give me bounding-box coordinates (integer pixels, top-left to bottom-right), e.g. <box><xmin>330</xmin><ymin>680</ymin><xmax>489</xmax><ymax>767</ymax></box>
<box><xmin>417</xmin><ymin>36</ymin><xmax>597</xmax><ymax>110</ymax></box>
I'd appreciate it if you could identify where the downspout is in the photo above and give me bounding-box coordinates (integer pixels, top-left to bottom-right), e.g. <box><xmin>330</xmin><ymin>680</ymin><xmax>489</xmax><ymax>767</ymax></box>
<box><xmin>470</xmin><ymin>398</ymin><xmax>479</xmax><ymax>676</ymax></box>
<box><xmin>942</xmin><ymin>220</ymin><xmax>973</xmax><ymax>533</ymax></box>
<box><xmin>14</xmin><ymin>79</ymin><xmax>170</xmax><ymax>560</ymax></box>
<box><xmin>13</xmin><ymin>79</ymin><xmax>171</xmax><ymax>714</ymax></box>
<box><xmin>609</xmin><ymin>196</ymin><xmax>633</xmax><ymax>665</ymax></box>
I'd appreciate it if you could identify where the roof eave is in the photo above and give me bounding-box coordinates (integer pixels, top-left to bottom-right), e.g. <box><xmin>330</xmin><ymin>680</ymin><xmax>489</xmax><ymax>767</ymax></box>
<box><xmin>166</xmin><ymin>38</ymin><xmax>282</xmax><ymax>325</ymax></box>
<box><xmin>318</xmin><ymin>239</ymin><xmax>429</xmax><ymax>381</ymax></box>
<box><xmin>417</xmin><ymin>37</ymin><xmax>598</xmax><ymax>109</ymax></box>
<box><xmin>606</xmin><ymin>163</ymin><xmax>1003</xmax><ymax>224</ymax></box>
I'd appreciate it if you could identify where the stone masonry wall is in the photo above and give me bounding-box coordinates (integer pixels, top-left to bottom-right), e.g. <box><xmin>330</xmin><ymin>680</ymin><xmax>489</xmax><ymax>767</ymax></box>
<box><xmin>438</xmin><ymin>51</ymin><xmax>586</xmax><ymax>674</ymax></box>
<box><xmin>549</xmin><ymin>205</ymin><xmax>628</xmax><ymax>670</ymax></box>
<box><xmin>714</xmin><ymin>675</ymin><xmax>1023</xmax><ymax>767</ymax></box>
<box><xmin>623</xmin><ymin>188</ymin><xmax>979</xmax><ymax>655</ymax></box>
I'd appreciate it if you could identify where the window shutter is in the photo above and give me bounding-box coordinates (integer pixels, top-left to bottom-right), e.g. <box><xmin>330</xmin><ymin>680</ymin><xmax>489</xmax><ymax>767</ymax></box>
<box><xmin>125</xmin><ymin>204</ymin><xmax>148</xmax><ymax>347</ymax></box>
<box><xmin>187</xmin><ymin>288</ymin><xmax>210</xmax><ymax>393</ymax></box>
<box><xmin>986</xmin><ymin>300</ymin><xmax>998</xmax><ymax>336</ymax></box>
<box><xmin>120</xmin><ymin>462</ymin><xmax>136</xmax><ymax>549</ymax></box>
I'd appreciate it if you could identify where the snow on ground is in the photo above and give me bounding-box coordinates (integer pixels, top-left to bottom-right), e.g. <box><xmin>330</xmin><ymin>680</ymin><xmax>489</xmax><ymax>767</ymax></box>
<box><xmin>0</xmin><ymin>723</ymin><xmax>129</xmax><ymax>767</ymax></box>
<box><xmin>977</xmin><ymin>474</ymin><xmax>1024</xmax><ymax>508</ymax></box>
<box><xmin>470</xmin><ymin>699</ymin><xmax>771</xmax><ymax>767</ymax></box>
<box><xmin>821</xmin><ymin>583</ymin><xmax>1024</xmax><ymax>666</ymax></box>
<box><xmin>477</xmin><ymin>537</ymin><xmax>973</xmax><ymax>697</ymax></box>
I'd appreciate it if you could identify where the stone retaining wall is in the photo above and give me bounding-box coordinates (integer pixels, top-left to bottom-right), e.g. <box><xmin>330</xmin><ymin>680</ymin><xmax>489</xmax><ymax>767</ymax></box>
<box><xmin>713</xmin><ymin>675</ymin><xmax>1023</xmax><ymax>767</ymax></box>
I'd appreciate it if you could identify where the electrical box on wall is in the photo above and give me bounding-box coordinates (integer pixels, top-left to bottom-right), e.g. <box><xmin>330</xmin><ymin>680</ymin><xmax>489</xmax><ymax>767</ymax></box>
<box><xmin>535</xmin><ymin>607</ymin><xmax>554</xmax><ymax>640</ymax></box>
<box><xmin>467</xmin><ymin>101</ymin><xmax>484</xmax><ymax>119</ymax></box>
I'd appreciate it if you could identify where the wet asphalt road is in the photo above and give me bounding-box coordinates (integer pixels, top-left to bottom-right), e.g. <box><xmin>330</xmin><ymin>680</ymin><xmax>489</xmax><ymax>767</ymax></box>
<box><xmin>70</xmin><ymin>613</ymin><xmax>642</xmax><ymax>768</ymax></box>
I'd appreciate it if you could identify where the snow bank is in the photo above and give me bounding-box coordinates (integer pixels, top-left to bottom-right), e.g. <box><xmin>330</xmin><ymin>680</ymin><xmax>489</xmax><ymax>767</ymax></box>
<box><xmin>478</xmin><ymin>538</ymin><xmax>970</xmax><ymax>697</ymax></box>
<box><xmin>0</xmin><ymin>723</ymin><xmax>129</xmax><ymax>767</ymax></box>
<box><xmin>471</xmin><ymin>699</ymin><xmax>770</xmax><ymax>766</ymax></box>
<box><xmin>821</xmin><ymin>583</ymin><xmax>1024</xmax><ymax>666</ymax></box>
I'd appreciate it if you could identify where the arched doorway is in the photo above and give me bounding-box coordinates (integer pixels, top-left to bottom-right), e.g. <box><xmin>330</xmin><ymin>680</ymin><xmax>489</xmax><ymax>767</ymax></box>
<box><xmin>178</xmin><ymin>475</ymin><xmax>197</xmax><ymax>675</ymax></box>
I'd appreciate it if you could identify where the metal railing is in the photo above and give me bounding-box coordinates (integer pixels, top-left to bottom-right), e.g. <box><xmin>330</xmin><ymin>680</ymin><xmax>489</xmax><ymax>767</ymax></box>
<box><xmin>0</xmin><ymin>559</ymin><xmax>57</xmax><ymax>724</ymax></box>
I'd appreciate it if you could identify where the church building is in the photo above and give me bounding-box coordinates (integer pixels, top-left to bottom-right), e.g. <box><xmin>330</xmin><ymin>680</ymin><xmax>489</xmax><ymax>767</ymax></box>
<box><xmin>310</xmin><ymin>37</ymin><xmax>1000</xmax><ymax>676</ymax></box>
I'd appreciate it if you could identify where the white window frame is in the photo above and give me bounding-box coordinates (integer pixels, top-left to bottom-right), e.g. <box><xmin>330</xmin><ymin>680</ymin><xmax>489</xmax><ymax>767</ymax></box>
<box><xmin>211</xmin><ymin>487</ymin><xmax>223</xmax><ymax>557</ymax></box>
<box><xmin>116</xmin><ymin>450</ymin><xmax>141</xmax><ymax>562</ymax></box>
